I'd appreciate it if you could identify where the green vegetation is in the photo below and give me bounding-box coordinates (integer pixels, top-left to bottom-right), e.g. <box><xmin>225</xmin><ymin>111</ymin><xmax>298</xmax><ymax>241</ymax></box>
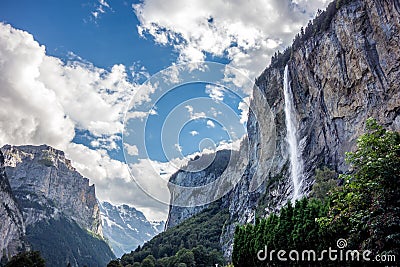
<box><xmin>309</xmin><ymin>166</ymin><xmax>338</xmax><ymax>202</ymax></box>
<box><xmin>233</xmin><ymin>118</ymin><xmax>400</xmax><ymax>266</ymax></box>
<box><xmin>4</xmin><ymin>251</ymin><xmax>45</xmax><ymax>267</ymax></box>
<box><xmin>116</xmin><ymin>202</ymin><xmax>229</xmax><ymax>267</ymax></box>
<box><xmin>319</xmin><ymin>118</ymin><xmax>400</xmax><ymax>256</ymax></box>
<box><xmin>26</xmin><ymin>217</ymin><xmax>115</xmax><ymax>267</ymax></box>
<box><xmin>233</xmin><ymin>198</ymin><xmax>327</xmax><ymax>266</ymax></box>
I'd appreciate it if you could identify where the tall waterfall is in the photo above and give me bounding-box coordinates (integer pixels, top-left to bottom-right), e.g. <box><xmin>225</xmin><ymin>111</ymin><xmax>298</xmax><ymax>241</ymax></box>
<box><xmin>283</xmin><ymin>65</ymin><xmax>303</xmax><ymax>202</ymax></box>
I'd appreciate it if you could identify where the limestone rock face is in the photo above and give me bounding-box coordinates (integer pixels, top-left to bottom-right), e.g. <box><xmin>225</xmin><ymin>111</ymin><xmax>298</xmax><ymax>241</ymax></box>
<box><xmin>165</xmin><ymin>0</ymin><xmax>400</xmax><ymax>259</ymax></box>
<box><xmin>1</xmin><ymin>144</ymin><xmax>102</xmax><ymax>236</ymax></box>
<box><xmin>0</xmin><ymin>150</ymin><xmax>25</xmax><ymax>262</ymax></box>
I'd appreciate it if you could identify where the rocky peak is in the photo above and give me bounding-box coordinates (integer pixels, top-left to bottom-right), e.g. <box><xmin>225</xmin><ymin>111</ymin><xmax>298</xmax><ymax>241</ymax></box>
<box><xmin>1</xmin><ymin>144</ymin><xmax>102</xmax><ymax>236</ymax></box>
<box><xmin>100</xmin><ymin>201</ymin><xmax>165</xmax><ymax>258</ymax></box>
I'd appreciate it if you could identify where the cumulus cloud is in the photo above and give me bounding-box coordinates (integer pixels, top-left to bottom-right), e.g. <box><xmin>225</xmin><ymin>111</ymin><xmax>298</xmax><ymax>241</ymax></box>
<box><xmin>205</xmin><ymin>84</ymin><xmax>225</xmax><ymax>102</ymax></box>
<box><xmin>185</xmin><ymin>105</ymin><xmax>206</xmax><ymax>120</ymax></box>
<box><xmin>0</xmin><ymin>23</ymin><xmax>75</xmax><ymax>149</ymax></box>
<box><xmin>133</xmin><ymin>0</ymin><xmax>330</xmax><ymax>78</ymax></box>
<box><xmin>206</xmin><ymin>120</ymin><xmax>216</xmax><ymax>128</ymax></box>
<box><xmin>124</xmin><ymin>143</ymin><xmax>139</xmax><ymax>156</ymax></box>
<box><xmin>0</xmin><ymin>23</ymin><xmax>138</xmax><ymax>148</ymax></box>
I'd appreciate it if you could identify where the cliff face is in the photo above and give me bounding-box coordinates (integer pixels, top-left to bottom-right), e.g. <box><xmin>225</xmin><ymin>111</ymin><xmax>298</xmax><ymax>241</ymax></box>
<box><xmin>0</xmin><ymin>150</ymin><xmax>25</xmax><ymax>262</ymax></box>
<box><xmin>166</xmin><ymin>0</ymin><xmax>400</xmax><ymax>259</ymax></box>
<box><xmin>0</xmin><ymin>144</ymin><xmax>114</xmax><ymax>266</ymax></box>
<box><xmin>1</xmin><ymin>144</ymin><xmax>102</xmax><ymax>236</ymax></box>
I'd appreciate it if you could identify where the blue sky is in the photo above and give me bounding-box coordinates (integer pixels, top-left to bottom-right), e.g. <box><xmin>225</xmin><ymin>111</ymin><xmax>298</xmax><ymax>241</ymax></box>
<box><xmin>0</xmin><ymin>0</ymin><xmax>330</xmax><ymax>220</ymax></box>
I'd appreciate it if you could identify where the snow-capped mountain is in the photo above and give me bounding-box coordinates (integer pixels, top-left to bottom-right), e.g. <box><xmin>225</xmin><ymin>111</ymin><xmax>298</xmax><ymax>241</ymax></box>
<box><xmin>100</xmin><ymin>201</ymin><xmax>165</xmax><ymax>257</ymax></box>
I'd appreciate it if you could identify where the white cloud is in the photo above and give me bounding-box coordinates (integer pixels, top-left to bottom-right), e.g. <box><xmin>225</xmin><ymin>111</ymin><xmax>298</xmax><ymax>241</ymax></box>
<box><xmin>0</xmin><ymin>23</ymin><xmax>75</xmax><ymax>150</ymax></box>
<box><xmin>0</xmin><ymin>23</ymin><xmax>139</xmax><ymax>149</ymax></box>
<box><xmin>205</xmin><ymin>84</ymin><xmax>225</xmax><ymax>102</ymax></box>
<box><xmin>185</xmin><ymin>105</ymin><xmax>206</xmax><ymax>120</ymax></box>
<box><xmin>206</xmin><ymin>120</ymin><xmax>215</xmax><ymax>128</ymax></box>
<box><xmin>133</xmin><ymin>0</ymin><xmax>330</xmax><ymax>79</ymax></box>
<box><xmin>174</xmin><ymin>143</ymin><xmax>183</xmax><ymax>153</ymax></box>
<box><xmin>124</xmin><ymin>143</ymin><xmax>139</xmax><ymax>156</ymax></box>
<box><xmin>190</xmin><ymin>130</ymin><xmax>199</xmax><ymax>136</ymax></box>
<box><xmin>238</xmin><ymin>97</ymin><xmax>250</xmax><ymax>124</ymax></box>
<box><xmin>91</xmin><ymin>0</ymin><xmax>112</xmax><ymax>21</ymax></box>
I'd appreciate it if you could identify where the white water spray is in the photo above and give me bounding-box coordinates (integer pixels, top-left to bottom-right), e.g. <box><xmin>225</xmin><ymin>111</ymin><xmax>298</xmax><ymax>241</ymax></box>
<box><xmin>283</xmin><ymin>65</ymin><xmax>303</xmax><ymax>202</ymax></box>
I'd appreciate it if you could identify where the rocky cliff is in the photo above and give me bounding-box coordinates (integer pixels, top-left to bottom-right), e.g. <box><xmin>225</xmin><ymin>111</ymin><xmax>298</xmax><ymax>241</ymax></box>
<box><xmin>0</xmin><ymin>150</ymin><xmax>25</xmax><ymax>262</ymax></box>
<box><xmin>1</xmin><ymin>144</ymin><xmax>102</xmax><ymax>235</ymax></box>
<box><xmin>0</xmin><ymin>144</ymin><xmax>115</xmax><ymax>266</ymax></box>
<box><xmin>166</xmin><ymin>0</ymin><xmax>400</xmax><ymax>259</ymax></box>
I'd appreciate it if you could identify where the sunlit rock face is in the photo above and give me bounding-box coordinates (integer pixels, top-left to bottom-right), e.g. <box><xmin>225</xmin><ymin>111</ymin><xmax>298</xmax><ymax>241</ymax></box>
<box><xmin>166</xmin><ymin>0</ymin><xmax>400</xmax><ymax>259</ymax></box>
<box><xmin>1</xmin><ymin>144</ymin><xmax>103</xmax><ymax>236</ymax></box>
<box><xmin>0</xmin><ymin>144</ymin><xmax>115</xmax><ymax>266</ymax></box>
<box><xmin>0</xmin><ymin>150</ymin><xmax>25</xmax><ymax>262</ymax></box>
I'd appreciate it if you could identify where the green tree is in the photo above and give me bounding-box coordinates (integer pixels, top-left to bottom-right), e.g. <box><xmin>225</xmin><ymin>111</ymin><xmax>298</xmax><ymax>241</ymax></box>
<box><xmin>319</xmin><ymin>118</ymin><xmax>400</xmax><ymax>255</ymax></box>
<box><xmin>107</xmin><ymin>259</ymin><xmax>123</xmax><ymax>267</ymax></box>
<box><xmin>310</xmin><ymin>166</ymin><xmax>338</xmax><ymax>201</ymax></box>
<box><xmin>5</xmin><ymin>251</ymin><xmax>45</xmax><ymax>267</ymax></box>
<box><xmin>141</xmin><ymin>255</ymin><xmax>156</xmax><ymax>267</ymax></box>
<box><xmin>176</xmin><ymin>249</ymin><xmax>194</xmax><ymax>267</ymax></box>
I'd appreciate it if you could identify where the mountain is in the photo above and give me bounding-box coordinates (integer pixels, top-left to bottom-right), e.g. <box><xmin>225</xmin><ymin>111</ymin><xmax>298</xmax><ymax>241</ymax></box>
<box><xmin>0</xmin><ymin>150</ymin><xmax>26</xmax><ymax>263</ymax></box>
<box><xmin>0</xmin><ymin>144</ymin><xmax>115</xmax><ymax>266</ymax></box>
<box><xmin>100</xmin><ymin>201</ymin><xmax>165</xmax><ymax>258</ymax></box>
<box><xmin>164</xmin><ymin>0</ymin><xmax>400</xmax><ymax>260</ymax></box>
<box><xmin>119</xmin><ymin>201</ymin><xmax>228</xmax><ymax>266</ymax></box>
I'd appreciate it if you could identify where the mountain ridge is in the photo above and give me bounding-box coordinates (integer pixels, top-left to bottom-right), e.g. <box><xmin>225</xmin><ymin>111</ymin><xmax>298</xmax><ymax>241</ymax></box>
<box><xmin>100</xmin><ymin>201</ymin><xmax>165</xmax><ymax>258</ymax></box>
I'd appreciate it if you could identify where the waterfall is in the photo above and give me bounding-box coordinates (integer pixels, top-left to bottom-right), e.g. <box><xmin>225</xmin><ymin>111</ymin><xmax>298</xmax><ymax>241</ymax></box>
<box><xmin>283</xmin><ymin>65</ymin><xmax>303</xmax><ymax>202</ymax></box>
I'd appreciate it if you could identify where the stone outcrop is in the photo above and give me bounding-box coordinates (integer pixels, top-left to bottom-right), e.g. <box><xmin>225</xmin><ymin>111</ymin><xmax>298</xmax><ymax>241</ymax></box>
<box><xmin>1</xmin><ymin>144</ymin><xmax>102</xmax><ymax>236</ymax></box>
<box><xmin>0</xmin><ymin>150</ymin><xmax>25</xmax><ymax>262</ymax></box>
<box><xmin>0</xmin><ymin>144</ymin><xmax>115</xmax><ymax>266</ymax></box>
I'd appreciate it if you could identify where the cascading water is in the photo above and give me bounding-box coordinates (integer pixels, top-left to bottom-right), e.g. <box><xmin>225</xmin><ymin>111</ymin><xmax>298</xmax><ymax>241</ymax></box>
<box><xmin>283</xmin><ymin>65</ymin><xmax>303</xmax><ymax>202</ymax></box>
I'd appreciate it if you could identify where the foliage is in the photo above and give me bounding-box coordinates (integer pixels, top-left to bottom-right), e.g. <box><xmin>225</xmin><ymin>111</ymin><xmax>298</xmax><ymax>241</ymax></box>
<box><xmin>233</xmin><ymin>198</ymin><xmax>327</xmax><ymax>267</ymax></box>
<box><xmin>108</xmin><ymin>259</ymin><xmax>123</xmax><ymax>267</ymax></box>
<box><xmin>319</xmin><ymin>118</ymin><xmax>400</xmax><ymax>256</ymax></box>
<box><xmin>309</xmin><ymin>166</ymin><xmax>338</xmax><ymax>201</ymax></box>
<box><xmin>119</xmin><ymin>202</ymin><xmax>228</xmax><ymax>267</ymax></box>
<box><xmin>4</xmin><ymin>251</ymin><xmax>45</xmax><ymax>267</ymax></box>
